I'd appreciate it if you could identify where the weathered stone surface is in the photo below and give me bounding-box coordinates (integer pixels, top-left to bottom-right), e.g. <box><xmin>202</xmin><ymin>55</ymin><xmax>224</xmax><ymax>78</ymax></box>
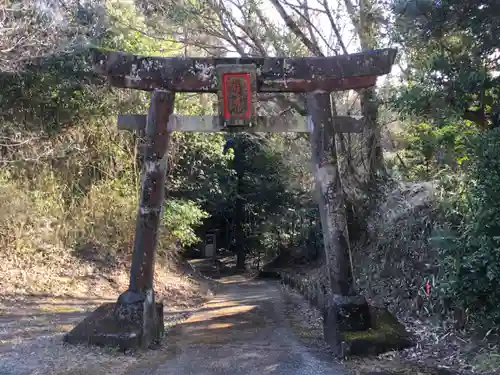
<box><xmin>64</xmin><ymin>299</ymin><xmax>164</xmax><ymax>350</ymax></box>
<box><xmin>117</xmin><ymin>114</ymin><xmax>365</xmax><ymax>134</ymax></box>
<box><xmin>128</xmin><ymin>90</ymin><xmax>174</xmax><ymax>294</ymax></box>
<box><xmin>93</xmin><ymin>48</ymin><xmax>397</xmax><ymax>93</ymax></box>
<box><xmin>281</xmin><ymin>272</ymin><xmax>413</xmax><ymax>359</ymax></box>
<box><xmin>308</xmin><ymin>92</ymin><xmax>356</xmax><ymax>297</ymax></box>
<box><xmin>323</xmin><ymin>294</ymin><xmax>372</xmax><ymax>355</ymax></box>
<box><xmin>332</xmin><ymin>305</ymin><xmax>414</xmax><ymax>358</ymax></box>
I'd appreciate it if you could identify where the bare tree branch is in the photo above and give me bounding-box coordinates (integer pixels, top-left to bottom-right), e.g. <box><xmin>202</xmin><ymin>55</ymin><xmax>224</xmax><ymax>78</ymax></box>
<box><xmin>269</xmin><ymin>0</ymin><xmax>324</xmax><ymax>56</ymax></box>
<box><xmin>320</xmin><ymin>0</ymin><xmax>348</xmax><ymax>54</ymax></box>
<box><xmin>0</xmin><ymin>0</ymin><xmax>106</xmax><ymax>72</ymax></box>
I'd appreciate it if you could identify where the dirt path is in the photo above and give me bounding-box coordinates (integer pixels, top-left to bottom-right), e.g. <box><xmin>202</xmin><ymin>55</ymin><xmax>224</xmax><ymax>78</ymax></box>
<box><xmin>0</xmin><ymin>273</ymin><xmax>348</xmax><ymax>375</ymax></box>
<box><xmin>0</xmin><ymin>295</ymin><xmax>111</xmax><ymax>354</ymax></box>
<box><xmin>124</xmin><ymin>274</ymin><xmax>347</xmax><ymax>375</ymax></box>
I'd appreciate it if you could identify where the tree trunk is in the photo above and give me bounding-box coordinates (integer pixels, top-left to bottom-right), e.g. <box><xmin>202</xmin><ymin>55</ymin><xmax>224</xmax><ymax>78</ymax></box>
<box><xmin>344</xmin><ymin>0</ymin><xmax>386</xmax><ymax>184</ymax></box>
<box><xmin>361</xmin><ymin>86</ymin><xmax>386</xmax><ymax>185</ymax></box>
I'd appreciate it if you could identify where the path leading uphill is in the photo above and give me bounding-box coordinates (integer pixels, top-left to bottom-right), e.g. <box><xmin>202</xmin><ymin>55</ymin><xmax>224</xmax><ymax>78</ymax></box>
<box><xmin>124</xmin><ymin>273</ymin><xmax>347</xmax><ymax>375</ymax></box>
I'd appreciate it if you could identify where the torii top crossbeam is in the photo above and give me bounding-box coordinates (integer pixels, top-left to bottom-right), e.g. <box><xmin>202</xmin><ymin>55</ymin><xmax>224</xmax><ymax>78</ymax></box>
<box><xmin>93</xmin><ymin>48</ymin><xmax>397</xmax><ymax>93</ymax></box>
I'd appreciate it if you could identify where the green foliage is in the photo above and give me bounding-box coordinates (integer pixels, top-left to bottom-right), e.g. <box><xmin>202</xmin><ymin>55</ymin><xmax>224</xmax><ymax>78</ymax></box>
<box><xmin>392</xmin><ymin>0</ymin><xmax>500</xmax><ymax>127</ymax></box>
<box><xmin>400</xmin><ymin>120</ymin><xmax>477</xmax><ymax>180</ymax></box>
<box><xmin>223</xmin><ymin>134</ymin><xmax>315</xmax><ymax>261</ymax></box>
<box><xmin>0</xmin><ymin>0</ymin><xmax>179</xmax><ymax>136</ymax></box>
<box><xmin>402</xmin><ymin>122</ymin><xmax>438</xmax><ymax>179</ymax></box>
<box><xmin>169</xmin><ymin>132</ymin><xmax>233</xmax><ymax>213</ymax></box>
<box><xmin>0</xmin><ymin>0</ymin><xmax>321</xmax><ymax>288</ymax></box>
<box><xmin>0</xmin><ymin>170</ymin><xmax>66</xmax><ymax>261</ymax></box>
<box><xmin>392</xmin><ymin>0</ymin><xmax>500</xmax><ymax>326</ymax></box>
<box><xmin>163</xmin><ymin>200</ymin><xmax>209</xmax><ymax>248</ymax></box>
<box><xmin>0</xmin><ymin>1</ymin><xmax>210</xmax><ymax>269</ymax></box>
<box><xmin>69</xmin><ymin>174</ymin><xmax>207</xmax><ymax>260</ymax></box>
<box><xmin>0</xmin><ymin>52</ymin><xmax>110</xmax><ymax>134</ymax></box>
<box><xmin>433</xmin><ymin>128</ymin><xmax>500</xmax><ymax>323</ymax></box>
<box><xmin>103</xmin><ymin>0</ymin><xmax>180</xmax><ymax>56</ymax></box>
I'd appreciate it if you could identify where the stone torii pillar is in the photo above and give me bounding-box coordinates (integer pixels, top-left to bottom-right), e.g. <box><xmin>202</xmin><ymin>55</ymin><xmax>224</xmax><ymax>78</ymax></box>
<box><xmin>64</xmin><ymin>48</ymin><xmax>397</xmax><ymax>352</ymax></box>
<box><xmin>65</xmin><ymin>90</ymin><xmax>175</xmax><ymax>349</ymax></box>
<box><xmin>307</xmin><ymin>92</ymin><xmax>370</xmax><ymax>354</ymax></box>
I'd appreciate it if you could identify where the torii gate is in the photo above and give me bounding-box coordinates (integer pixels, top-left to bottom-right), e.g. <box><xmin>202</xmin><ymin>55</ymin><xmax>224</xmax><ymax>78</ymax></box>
<box><xmin>65</xmin><ymin>48</ymin><xmax>397</xmax><ymax>355</ymax></box>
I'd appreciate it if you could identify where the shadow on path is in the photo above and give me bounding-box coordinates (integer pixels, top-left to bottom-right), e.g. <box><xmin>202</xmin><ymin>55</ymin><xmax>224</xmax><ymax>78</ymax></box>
<box><xmin>125</xmin><ymin>274</ymin><xmax>346</xmax><ymax>375</ymax></box>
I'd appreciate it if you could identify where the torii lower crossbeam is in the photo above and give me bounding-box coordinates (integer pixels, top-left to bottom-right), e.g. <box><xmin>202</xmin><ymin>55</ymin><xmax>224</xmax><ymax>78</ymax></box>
<box><xmin>117</xmin><ymin>114</ymin><xmax>364</xmax><ymax>133</ymax></box>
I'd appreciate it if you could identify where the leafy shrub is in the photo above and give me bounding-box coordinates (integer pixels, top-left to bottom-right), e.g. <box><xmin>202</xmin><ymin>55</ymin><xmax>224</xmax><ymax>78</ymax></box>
<box><xmin>162</xmin><ymin>199</ymin><xmax>209</xmax><ymax>249</ymax></box>
<box><xmin>433</xmin><ymin>128</ymin><xmax>500</xmax><ymax>324</ymax></box>
<box><xmin>69</xmin><ymin>176</ymin><xmax>208</xmax><ymax>263</ymax></box>
<box><xmin>399</xmin><ymin>120</ymin><xmax>477</xmax><ymax>181</ymax></box>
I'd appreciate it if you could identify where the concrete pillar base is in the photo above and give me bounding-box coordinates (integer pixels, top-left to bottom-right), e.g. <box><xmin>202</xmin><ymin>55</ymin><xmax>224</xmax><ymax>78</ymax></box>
<box><xmin>64</xmin><ymin>289</ymin><xmax>164</xmax><ymax>350</ymax></box>
<box><xmin>323</xmin><ymin>294</ymin><xmax>414</xmax><ymax>358</ymax></box>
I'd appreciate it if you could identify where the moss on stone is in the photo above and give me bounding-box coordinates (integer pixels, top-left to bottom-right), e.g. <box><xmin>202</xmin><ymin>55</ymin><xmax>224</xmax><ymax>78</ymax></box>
<box><xmin>340</xmin><ymin>306</ymin><xmax>414</xmax><ymax>357</ymax></box>
<box><xmin>343</xmin><ymin>328</ymin><xmax>389</xmax><ymax>341</ymax></box>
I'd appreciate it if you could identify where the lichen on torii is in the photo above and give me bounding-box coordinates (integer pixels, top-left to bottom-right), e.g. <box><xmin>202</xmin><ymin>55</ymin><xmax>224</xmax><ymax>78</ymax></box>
<box><xmin>92</xmin><ymin>48</ymin><xmax>397</xmax><ymax>93</ymax></box>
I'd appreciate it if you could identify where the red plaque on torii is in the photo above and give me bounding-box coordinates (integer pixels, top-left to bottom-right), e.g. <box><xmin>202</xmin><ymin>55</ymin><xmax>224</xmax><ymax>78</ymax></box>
<box><xmin>217</xmin><ymin>64</ymin><xmax>257</xmax><ymax>127</ymax></box>
<box><xmin>222</xmin><ymin>73</ymin><xmax>252</xmax><ymax>119</ymax></box>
